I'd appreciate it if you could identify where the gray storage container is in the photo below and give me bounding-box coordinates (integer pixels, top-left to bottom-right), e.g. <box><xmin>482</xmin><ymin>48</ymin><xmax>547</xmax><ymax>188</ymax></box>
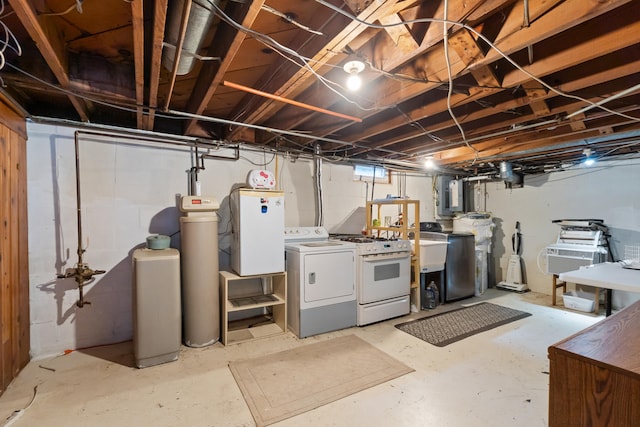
<box><xmin>133</xmin><ymin>248</ymin><xmax>181</xmax><ymax>368</ymax></box>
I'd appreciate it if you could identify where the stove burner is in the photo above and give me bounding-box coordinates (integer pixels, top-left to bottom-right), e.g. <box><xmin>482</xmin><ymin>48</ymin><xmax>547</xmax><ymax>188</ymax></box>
<box><xmin>333</xmin><ymin>235</ymin><xmax>400</xmax><ymax>244</ymax></box>
<box><xmin>336</xmin><ymin>236</ymin><xmax>374</xmax><ymax>243</ymax></box>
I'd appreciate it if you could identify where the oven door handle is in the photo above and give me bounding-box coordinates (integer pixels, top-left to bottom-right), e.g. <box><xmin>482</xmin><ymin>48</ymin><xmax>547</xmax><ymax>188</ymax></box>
<box><xmin>362</xmin><ymin>253</ymin><xmax>410</xmax><ymax>262</ymax></box>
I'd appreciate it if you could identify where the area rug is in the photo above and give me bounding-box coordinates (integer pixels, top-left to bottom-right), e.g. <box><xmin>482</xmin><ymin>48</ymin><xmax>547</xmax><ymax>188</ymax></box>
<box><xmin>395</xmin><ymin>302</ymin><xmax>532</xmax><ymax>347</ymax></box>
<box><xmin>228</xmin><ymin>335</ymin><xmax>414</xmax><ymax>426</ymax></box>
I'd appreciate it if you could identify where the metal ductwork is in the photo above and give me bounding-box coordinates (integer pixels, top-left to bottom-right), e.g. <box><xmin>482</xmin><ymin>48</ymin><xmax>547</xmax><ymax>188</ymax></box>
<box><xmin>499</xmin><ymin>161</ymin><xmax>523</xmax><ymax>186</ymax></box>
<box><xmin>163</xmin><ymin>0</ymin><xmax>219</xmax><ymax>75</ymax></box>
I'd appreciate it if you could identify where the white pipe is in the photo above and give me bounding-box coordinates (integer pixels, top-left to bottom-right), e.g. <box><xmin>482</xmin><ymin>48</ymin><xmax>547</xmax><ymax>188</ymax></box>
<box><xmin>566</xmin><ymin>83</ymin><xmax>640</xmax><ymax>119</ymax></box>
<box><xmin>314</xmin><ymin>143</ymin><xmax>324</xmax><ymax>226</ymax></box>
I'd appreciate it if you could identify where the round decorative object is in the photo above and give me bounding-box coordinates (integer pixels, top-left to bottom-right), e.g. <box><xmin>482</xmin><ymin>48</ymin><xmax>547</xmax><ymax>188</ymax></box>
<box><xmin>146</xmin><ymin>234</ymin><xmax>171</xmax><ymax>250</ymax></box>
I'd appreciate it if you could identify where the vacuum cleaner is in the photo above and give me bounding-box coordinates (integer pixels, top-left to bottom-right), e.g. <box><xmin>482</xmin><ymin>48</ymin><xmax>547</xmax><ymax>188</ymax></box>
<box><xmin>497</xmin><ymin>221</ymin><xmax>529</xmax><ymax>292</ymax></box>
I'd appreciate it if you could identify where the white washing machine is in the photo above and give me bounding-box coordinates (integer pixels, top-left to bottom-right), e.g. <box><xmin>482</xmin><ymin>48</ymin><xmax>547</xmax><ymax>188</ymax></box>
<box><xmin>285</xmin><ymin>227</ymin><xmax>357</xmax><ymax>338</ymax></box>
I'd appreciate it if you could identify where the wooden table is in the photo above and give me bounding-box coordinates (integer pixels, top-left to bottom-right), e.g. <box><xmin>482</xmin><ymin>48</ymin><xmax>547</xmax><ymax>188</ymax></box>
<box><xmin>559</xmin><ymin>262</ymin><xmax>640</xmax><ymax>316</ymax></box>
<box><xmin>548</xmin><ymin>300</ymin><xmax>640</xmax><ymax>426</ymax></box>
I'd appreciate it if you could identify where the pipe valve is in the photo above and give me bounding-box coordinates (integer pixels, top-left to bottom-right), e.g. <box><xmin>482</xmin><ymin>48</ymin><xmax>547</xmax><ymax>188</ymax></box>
<box><xmin>57</xmin><ymin>263</ymin><xmax>106</xmax><ymax>307</ymax></box>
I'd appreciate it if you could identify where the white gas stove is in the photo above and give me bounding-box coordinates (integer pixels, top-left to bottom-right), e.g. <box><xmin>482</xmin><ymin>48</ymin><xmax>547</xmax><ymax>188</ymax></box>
<box><xmin>334</xmin><ymin>236</ymin><xmax>411</xmax><ymax>325</ymax></box>
<box><xmin>355</xmin><ymin>238</ymin><xmax>411</xmax><ymax>255</ymax></box>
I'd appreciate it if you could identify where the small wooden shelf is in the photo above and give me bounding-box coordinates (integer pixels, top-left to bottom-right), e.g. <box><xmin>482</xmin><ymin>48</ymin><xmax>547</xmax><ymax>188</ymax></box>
<box><xmin>365</xmin><ymin>199</ymin><xmax>420</xmax><ymax>306</ymax></box>
<box><xmin>220</xmin><ymin>270</ymin><xmax>287</xmax><ymax>345</ymax></box>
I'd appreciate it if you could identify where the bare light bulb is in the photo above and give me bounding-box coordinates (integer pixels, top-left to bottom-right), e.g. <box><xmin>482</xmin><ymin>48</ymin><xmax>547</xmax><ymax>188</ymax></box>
<box><xmin>583</xmin><ymin>148</ymin><xmax>595</xmax><ymax>166</ymax></box>
<box><xmin>346</xmin><ymin>73</ymin><xmax>362</xmax><ymax>91</ymax></box>
<box><xmin>343</xmin><ymin>60</ymin><xmax>365</xmax><ymax>92</ymax></box>
<box><xmin>424</xmin><ymin>156</ymin><xmax>435</xmax><ymax>169</ymax></box>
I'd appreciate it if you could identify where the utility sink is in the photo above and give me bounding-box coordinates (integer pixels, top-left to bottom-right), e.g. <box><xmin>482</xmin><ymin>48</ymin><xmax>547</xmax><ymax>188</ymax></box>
<box><xmin>412</xmin><ymin>240</ymin><xmax>448</xmax><ymax>272</ymax></box>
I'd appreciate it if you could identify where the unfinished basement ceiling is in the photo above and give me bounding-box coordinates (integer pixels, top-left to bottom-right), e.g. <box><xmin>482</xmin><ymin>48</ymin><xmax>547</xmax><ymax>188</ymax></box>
<box><xmin>1</xmin><ymin>0</ymin><xmax>639</xmax><ymax>175</ymax></box>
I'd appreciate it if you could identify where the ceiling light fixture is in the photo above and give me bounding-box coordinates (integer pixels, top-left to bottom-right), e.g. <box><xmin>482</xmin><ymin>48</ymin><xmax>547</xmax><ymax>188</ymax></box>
<box><xmin>424</xmin><ymin>156</ymin><xmax>435</xmax><ymax>169</ymax></box>
<box><xmin>583</xmin><ymin>148</ymin><xmax>595</xmax><ymax>166</ymax></box>
<box><xmin>343</xmin><ymin>60</ymin><xmax>365</xmax><ymax>91</ymax></box>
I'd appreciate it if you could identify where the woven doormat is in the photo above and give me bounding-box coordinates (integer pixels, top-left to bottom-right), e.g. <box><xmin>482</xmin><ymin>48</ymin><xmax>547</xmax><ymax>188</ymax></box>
<box><xmin>395</xmin><ymin>302</ymin><xmax>531</xmax><ymax>347</ymax></box>
<box><xmin>229</xmin><ymin>335</ymin><xmax>413</xmax><ymax>426</ymax></box>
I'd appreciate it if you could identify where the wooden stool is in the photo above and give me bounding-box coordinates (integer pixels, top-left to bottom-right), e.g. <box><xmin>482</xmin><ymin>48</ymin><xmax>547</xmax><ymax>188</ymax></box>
<box><xmin>552</xmin><ymin>274</ymin><xmax>566</xmax><ymax>306</ymax></box>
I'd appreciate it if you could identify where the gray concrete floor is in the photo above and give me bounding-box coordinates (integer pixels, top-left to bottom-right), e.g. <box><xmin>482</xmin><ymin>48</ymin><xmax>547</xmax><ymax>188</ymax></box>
<box><xmin>0</xmin><ymin>289</ymin><xmax>601</xmax><ymax>427</ymax></box>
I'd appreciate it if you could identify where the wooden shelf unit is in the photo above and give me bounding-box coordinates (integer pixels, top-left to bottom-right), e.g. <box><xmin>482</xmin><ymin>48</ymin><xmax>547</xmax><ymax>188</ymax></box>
<box><xmin>220</xmin><ymin>270</ymin><xmax>287</xmax><ymax>345</ymax></box>
<box><xmin>366</xmin><ymin>199</ymin><xmax>420</xmax><ymax>306</ymax></box>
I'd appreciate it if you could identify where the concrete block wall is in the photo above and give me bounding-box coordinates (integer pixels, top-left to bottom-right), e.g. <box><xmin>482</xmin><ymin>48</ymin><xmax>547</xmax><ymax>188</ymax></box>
<box><xmin>26</xmin><ymin>123</ymin><xmax>433</xmax><ymax>358</ymax></box>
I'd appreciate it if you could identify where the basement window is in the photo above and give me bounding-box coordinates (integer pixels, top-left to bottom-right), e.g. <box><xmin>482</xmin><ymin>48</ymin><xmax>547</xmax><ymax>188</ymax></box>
<box><xmin>353</xmin><ymin>165</ymin><xmax>390</xmax><ymax>183</ymax></box>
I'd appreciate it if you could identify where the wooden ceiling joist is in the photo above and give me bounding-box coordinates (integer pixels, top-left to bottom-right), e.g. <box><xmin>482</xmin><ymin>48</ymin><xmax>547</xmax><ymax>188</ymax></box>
<box><xmin>7</xmin><ymin>0</ymin><xmax>89</xmax><ymax>121</ymax></box>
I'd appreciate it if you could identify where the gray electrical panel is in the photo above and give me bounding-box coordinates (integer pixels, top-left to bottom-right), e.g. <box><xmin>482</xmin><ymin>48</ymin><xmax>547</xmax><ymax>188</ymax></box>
<box><xmin>437</xmin><ymin>176</ymin><xmax>464</xmax><ymax>217</ymax></box>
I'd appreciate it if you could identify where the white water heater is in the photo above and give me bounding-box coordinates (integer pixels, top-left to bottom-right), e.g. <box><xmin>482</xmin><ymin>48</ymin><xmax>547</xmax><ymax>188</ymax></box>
<box><xmin>231</xmin><ymin>189</ymin><xmax>284</xmax><ymax>276</ymax></box>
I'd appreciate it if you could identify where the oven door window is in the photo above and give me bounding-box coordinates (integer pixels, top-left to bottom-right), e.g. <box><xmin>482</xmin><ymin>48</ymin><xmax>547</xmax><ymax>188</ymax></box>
<box><xmin>374</xmin><ymin>263</ymin><xmax>400</xmax><ymax>282</ymax></box>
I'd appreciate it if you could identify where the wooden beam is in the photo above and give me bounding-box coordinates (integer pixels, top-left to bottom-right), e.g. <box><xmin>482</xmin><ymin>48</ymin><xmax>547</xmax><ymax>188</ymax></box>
<box><xmin>144</xmin><ymin>0</ymin><xmax>169</xmax><ymax>131</ymax></box>
<box><xmin>260</xmin><ymin>0</ymin><xmax>512</xmax><ymax>140</ymax></box>
<box><xmin>347</xmin><ymin>44</ymin><xmax>640</xmax><ymax>156</ymax></box>
<box><xmin>286</xmin><ymin>0</ymin><xmax>633</xmax><ymax>149</ymax></box>
<box><xmin>569</xmin><ymin>113</ymin><xmax>587</xmax><ymax>131</ymax></box>
<box><xmin>522</xmin><ymin>81</ymin><xmax>551</xmax><ymax>117</ymax></box>
<box><xmin>379</xmin><ymin>13</ymin><xmax>419</xmax><ymax>54</ymax></box>
<box><xmin>131</xmin><ymin>0</ymin><xmax>145</xmax><ymax>129</ymax></box>
<box><xmin>397</xmin><ymin>95</ymin><xmax>640</xmax><ymax>160</ymax></box>
<box><xmin>7</xmin><ymin>0</ymin><xmax>89</xmax><ymax>122</ymax></box>
<box><xmin>227</xmin><ymin>0</ymin><xmax>421</xmax><ymax>138</ymax></box>
<box><xmin>434</xmin><ymin>115</ymin><xmax>640</xmax><ymax>164</ymax></box>
<box><xmin>164</xmin><ymin>0</ymin><xmax>192</xmax><ymax>111</ymax></box>
<box><xmin>184</xmin><ymin>0</ymin><xmax>266</xmax><ymax>134</ymax></box>
<box><xmin>448</xmin><ymin>28</ymin><xmax>501</xmax><ymax>89</ymax></box>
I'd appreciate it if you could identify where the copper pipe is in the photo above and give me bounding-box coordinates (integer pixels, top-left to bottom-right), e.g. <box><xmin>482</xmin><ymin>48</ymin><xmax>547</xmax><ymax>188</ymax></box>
<box><xmin>223</xmin><ymin>80</ymin><xmax>363</xmax><ymax>123</ymax></box>
<box><xmin>56</xmin><ymin>131</ymin><xmax>106</xmax><ymax>307</ymax></box>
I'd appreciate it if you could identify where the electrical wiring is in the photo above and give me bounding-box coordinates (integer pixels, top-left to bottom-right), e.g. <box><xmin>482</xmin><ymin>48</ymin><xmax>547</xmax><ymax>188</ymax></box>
<box><xmin>261</xmin><ymin>4</ymin><xmax>323</xmax><ymax>35</ymax></box>
<box><xmin>2</xmin><ymin>385</ymin><xmax>38</xmax><ymax>427</ymax></box>
<box><xmin>240</xmin><ymin>151</ymin><xmax>276</xmax><ymax>167</ymax></box>
<box><xmin>591</xmin><ymin>141</ymin><xmax>640</xmax><ymax>163</ymax></box>
<box><xmin>442</xmin><ymin>0</ymin><xmax>478</xmax><ymax>160</ymax></box>
<box><xmin>38</xmin><ymin>1</ymin><xmax>83</xmax><ymax>17</ymax></box>
<box><xmin>6</xmin><ymin>56</ymin><xmax>418</xmax><ymax>160</ymax></box>
<box><xmin>201</xmin><ymin>0</ymin><xmax>390</xmax><ymax>117</ymax></box>
<box><xmin>359</xmin><ymin>55</ymin><xmax>503</xmax><ymax>92</ymax></box>
<box><xmin>218</xmin><ymin>0</ymin><xmax>621</xmax><ymax>158</ymax></box>
<box><xmin>0</xmin><ymin>0</ymin><xmax>22</xmax><ymax>72</ymax></box>
<box><xmin>3</xmin><ymin>0</ymin><xmax>636</xmax><ymax>173</ymax></box>
<box><xmin>313</xmin><ymin>0</ymin><xmax>640</xmax><ymax>124</ymax></box>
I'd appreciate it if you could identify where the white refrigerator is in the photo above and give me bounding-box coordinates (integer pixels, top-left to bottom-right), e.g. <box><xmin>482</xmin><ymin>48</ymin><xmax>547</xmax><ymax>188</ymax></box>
<box><xmin>231</xmin><ymin>189</ymin><xmax>285</xmax><ymax>276</ymax></box>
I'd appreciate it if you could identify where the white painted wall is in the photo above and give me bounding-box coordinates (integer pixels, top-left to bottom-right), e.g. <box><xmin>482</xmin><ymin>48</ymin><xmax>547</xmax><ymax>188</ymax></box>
<box><xmin>26</xmin><ymin>122</ymin><xmax>434</xmax><ymax>358</ymax></box>
<box><xmin>28</xmin><ymin>121</ymin><xmax>640</xmax><ymax>358</ymax></box>
<box><xmin>486</xmin><ymin>160</ymin><xmax>640</xmax><ymax>309</ymax></box>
